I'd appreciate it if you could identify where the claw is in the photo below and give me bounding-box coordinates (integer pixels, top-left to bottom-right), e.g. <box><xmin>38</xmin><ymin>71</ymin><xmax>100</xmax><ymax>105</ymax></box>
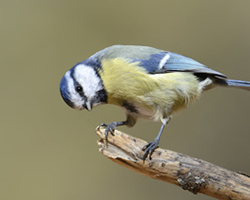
<box><xmin>142</xmin><ymin>139</ymin><xmax>159</xmax><ymax>161</ymax></box>
<box><xmin>141</xmin><ymin>118</ymin><xmax>171</xmax><ymax>161</ymax></box>
<box><xmin>99</xmin><ymin>122</ymin><xmax>118</xmax><ymax>143</ymax></box>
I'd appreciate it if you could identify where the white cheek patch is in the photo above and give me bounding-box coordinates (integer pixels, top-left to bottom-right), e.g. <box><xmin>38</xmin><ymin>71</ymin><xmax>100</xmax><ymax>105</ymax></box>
<box><xmin>74</xmin><ymin>64</ymin><xmax>103</xmax><ymax>98</ymax></box>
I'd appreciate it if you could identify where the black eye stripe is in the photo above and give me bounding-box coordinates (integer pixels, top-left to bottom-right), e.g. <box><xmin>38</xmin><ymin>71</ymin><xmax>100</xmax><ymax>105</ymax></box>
<box><xmin>74</xmin><ymin>84</ymin><xmax>86</xmax><ymax>99</ymax></box>
<box><xmin>75</xmin><ymin>85</ymin><xmax>83</xmax><ymax>93</ymax></box>
<box><xmin>69</xmin><ymin>71</ymin><xmax>86</xmax><ymax>99</ymax></box>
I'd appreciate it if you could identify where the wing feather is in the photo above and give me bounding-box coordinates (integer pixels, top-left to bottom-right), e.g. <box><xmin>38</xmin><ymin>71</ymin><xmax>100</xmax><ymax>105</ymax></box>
<box><xmin>94</xmin><ymin>45</ymin><xmax>227</xmax><ymax>78</ymax></box>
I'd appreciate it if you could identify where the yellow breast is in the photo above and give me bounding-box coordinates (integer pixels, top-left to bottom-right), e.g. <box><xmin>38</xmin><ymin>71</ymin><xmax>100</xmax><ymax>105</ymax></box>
<box><xmin>99</xmin><ymin>58</ymin><xmax>201</xmax><ymax>121</ymax></box>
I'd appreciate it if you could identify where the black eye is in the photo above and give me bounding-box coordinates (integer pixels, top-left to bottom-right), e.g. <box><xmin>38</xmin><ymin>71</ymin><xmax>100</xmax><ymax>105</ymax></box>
<box><xmin>75</xmin><ymin>85</ymin><xmax>83</xmax><ymax>93</ymax></box>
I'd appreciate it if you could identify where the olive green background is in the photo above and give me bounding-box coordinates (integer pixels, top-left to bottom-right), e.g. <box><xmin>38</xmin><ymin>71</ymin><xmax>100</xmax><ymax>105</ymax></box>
<box><xmin>1</xmin><ymin>1</ymin><xmax>250</xmax><ymax>200</ymax></box>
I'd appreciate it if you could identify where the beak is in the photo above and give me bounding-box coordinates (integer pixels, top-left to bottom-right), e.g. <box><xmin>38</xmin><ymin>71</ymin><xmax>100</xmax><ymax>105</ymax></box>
<box><xmin>84</xmin><ymin>101</ymin><xmax>92</xmax><ymax>111</ymax></box>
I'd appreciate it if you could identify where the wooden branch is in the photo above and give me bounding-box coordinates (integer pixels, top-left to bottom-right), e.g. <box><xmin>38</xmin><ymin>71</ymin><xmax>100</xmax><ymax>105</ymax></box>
<box><xmin>96</xmin><ymin>127</ymin><xmax>250</xmax><ymax>200</ymax></box>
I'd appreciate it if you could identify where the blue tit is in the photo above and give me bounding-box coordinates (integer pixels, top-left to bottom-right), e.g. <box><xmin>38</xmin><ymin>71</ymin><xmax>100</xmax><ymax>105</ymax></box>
<box><xmin>60</xmin><ymin>45</ymin><xmax>250</xmax><ymax>160</ymax></box>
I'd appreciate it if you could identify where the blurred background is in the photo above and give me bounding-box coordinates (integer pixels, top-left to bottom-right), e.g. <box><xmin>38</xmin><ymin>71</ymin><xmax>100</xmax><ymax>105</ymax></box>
<box><xmin>1</xmin><ymin>0</ymin><xmax>250</xmax><ymax>199</ymax></box>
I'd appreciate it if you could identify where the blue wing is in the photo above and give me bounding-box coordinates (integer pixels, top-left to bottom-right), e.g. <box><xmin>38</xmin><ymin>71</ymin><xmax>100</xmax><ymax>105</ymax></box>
<box><xmin>135</xmin><ymin>51</ymin><xmax>226</xmax><ymax>78</ymax></box>
<box><xmin>88</xmin><ymin>45</ymin><xmax>226</xmax><ymax>78</ymax></box>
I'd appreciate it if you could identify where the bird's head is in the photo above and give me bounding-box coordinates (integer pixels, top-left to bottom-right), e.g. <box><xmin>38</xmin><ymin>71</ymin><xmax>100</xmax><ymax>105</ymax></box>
<box><xmin>60</xmin><ymin>62</ymin><xmax>107</xmax><ymax>111</ymax></box>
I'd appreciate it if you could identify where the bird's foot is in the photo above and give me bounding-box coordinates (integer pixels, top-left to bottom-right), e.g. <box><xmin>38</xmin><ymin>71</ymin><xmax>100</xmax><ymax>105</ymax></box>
<box><xmin>99</xmin><ymin>122</ymin><xmax>118</xmax><ymax>142</ymax></box>
<box><xmin>142</xmin><ymin>139</ymin><xmax>159</xmax><ymax>161</ymax></box>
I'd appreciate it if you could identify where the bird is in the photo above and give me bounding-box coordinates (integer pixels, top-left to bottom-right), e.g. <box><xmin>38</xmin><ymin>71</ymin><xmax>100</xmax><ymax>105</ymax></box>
<box><xmin>60</xmin><ymin>45</ymin><xmax>250</xmax><ymax>160</ymax></box>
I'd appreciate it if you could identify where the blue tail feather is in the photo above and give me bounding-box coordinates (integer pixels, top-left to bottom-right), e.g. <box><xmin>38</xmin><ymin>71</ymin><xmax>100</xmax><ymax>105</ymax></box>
<box><xmin>225</xmin><ymin>79</ymin><xmax>250</xmax><ymax>91</ymax></box>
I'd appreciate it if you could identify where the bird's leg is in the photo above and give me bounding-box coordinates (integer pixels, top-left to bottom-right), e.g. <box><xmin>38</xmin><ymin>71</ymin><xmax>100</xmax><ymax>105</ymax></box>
<box><xmin>142</xmin><ymin>116</ymin><xmax>171</xmax><ymax>161</ymax></box>
<box><xmin>100</xmin><ymin>115</ymin><xmax>136</xmax><ymax>143</ymax></box>
<box><xmin>100</xmin><ymin>121</ymin><xmax>127</xmax><ymax>141</ymax></box>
